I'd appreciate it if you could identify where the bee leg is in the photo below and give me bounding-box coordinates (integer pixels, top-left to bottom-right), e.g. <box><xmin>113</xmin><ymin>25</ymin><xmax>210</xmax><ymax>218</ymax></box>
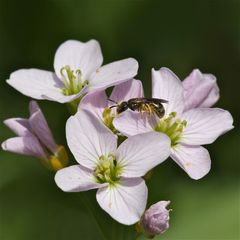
<box><xmin>147</xmin><ymin>105</ymin><xmax>152</xmax><ymax>118</ymax></box>
<box><xmin>155</xmin><ymin>108</ymin><xmax>165</xmax><ymax>119</ymax></box>
<box><xmin>140</xmin><ymin>106</ymin><xmax>145</xmax><ymax>119</ymax></box>
<box><xmin>140</xmin><ymin>105</ymin><xmax>147</xmax><ymax>125</ymax></box>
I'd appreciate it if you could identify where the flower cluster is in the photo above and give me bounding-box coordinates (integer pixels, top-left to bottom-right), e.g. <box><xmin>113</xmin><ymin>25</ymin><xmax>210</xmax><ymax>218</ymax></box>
<box><xmin>2</xmin><ymin>39</ymin><xmax>234</xmax><ymax>238</ymax></box>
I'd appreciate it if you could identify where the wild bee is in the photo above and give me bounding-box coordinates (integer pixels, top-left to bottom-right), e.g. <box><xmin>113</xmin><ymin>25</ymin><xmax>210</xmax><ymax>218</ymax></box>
<box><xmin>109</xmin><ymin>98</ymin><xmax>168</xmax><ymax>119</ymax></box>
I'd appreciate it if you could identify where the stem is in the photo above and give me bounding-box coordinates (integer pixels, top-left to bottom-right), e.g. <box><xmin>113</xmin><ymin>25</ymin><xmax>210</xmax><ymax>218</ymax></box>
<box><xmin>80</xmin><ymin>192</ymin><xmax>108</xmax><ymax>240</ymax></box>
<box><xmin>66</xmin><ymin>98</ymin><xmax>80</xmax><ymax>115</ymax></box>
<box><xmin>136</xmin><ymin>235</ymin><xmax>147</xmax><ymax>240</ymax></box>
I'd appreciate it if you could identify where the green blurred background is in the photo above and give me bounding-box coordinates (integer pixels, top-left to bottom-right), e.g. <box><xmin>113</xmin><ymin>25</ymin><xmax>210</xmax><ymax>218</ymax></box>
<box><xmin>0</xmin><ymin>0</ymin><xmax>239</xmax><ymax>239</ymax></box>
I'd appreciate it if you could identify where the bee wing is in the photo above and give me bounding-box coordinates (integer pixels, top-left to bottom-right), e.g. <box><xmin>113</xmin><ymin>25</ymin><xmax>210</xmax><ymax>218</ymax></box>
<box><xmin>148</xmin><ymin>102</ymin><xmax>165</xmax><ymax>119</ymax></box>
<box><xmin>150</xmin><ymin>98</ymin><xmax>168</xmax><ymax>104</ymax></box>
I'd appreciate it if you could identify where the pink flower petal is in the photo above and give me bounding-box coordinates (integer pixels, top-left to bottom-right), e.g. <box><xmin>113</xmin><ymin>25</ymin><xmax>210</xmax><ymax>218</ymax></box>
<box><xmin>7</xmin><ymin>69</ymin><xmax>62</xmax><ymax>100</ymax></box>
<box><xmin>42</xmin><ymin>87</ymin><xmax>87</xmax><ymax>104</ymax></box>
<box><xmin>54</xmin><ymin>39</ymin><xmax>103</xmax><ymax>80</ymax></box>
<box><xmin>29</xmin><ymin>101</ymin><xmax>58</xmax><ymax>153</ymax></box>
<box><xmin>116</xmin><ymin>132</ymin><xmax>171</xmax><ymax>178</ymax></box>
<box><xmin>181</xmin><ymin>108</ymin><xmax>234</xmax><ymax>145</ymax></box>
<box><xmin>183</xmin><ymin>69</ymin><xmax>219</xmax><ymax>111</ymax></box>
<box><xmin>110</xmin><ymin>79</ymin><xmax>144</xmax><ymax>103</ymax></box>
<box><xmin>198</xmin><ymin>82</ymin><xmax>219</xmax><ymax>108</ymax></box>
<box><xmin>55</xmin><ymin>164</ymin><xmax>106</xmax><ymax>192</ymax></box>
<box><xmin>171</xmin><ymin>144</ymin><xmax>211</xmax><ymax>180</ymax></box>
<box><xmin>1</xmin><ymin>136</ymin><xmax>46</xmax><ymax>159</ymax></box>
<box><xmin>113</xmin><ymin>111</ymin><xmax>153</xmax><ymax>137</ymax></box>
<box><xmin>88</xmin><ymin>58</ymin><xmax>138</xmax><ymax>92</ymax></box>
<box><xmin>152</xmin><ymin>68</ymin><xmax>184</xmax><ymax>116</ymax></box>
<box><xmin>4</xmin><ymin>118</ymin><xmax>30</xmax><ymax>136</ymax></box>
<box><xmin>79</xmin><ymin>91</ymin><xmax>108</xmax><ymax>120</ymax></box>
<box><xmin>96</xmin><ymin>178</ymin><xmax>147</xmax><ymax>225</ymax></box>
<box><xmin>66</xmin><ymin>110</ymin><xmax>117</xmax><ymax>170</ymax></box>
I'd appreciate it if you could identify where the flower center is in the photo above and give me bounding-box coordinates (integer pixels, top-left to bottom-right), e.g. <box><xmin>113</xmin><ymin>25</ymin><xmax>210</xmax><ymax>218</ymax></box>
<box><xmin>102</xmin><ymin>108</ymin><xmax>118</xmax><ymax>134</ymax></box>
<box><xmin>155</xmin><ymin>112</ymin><xmax>187</xmax><ymax>147</ymax></box>
<box><xmin>94</xmin><ymin>154</ymin><xmax>121</xmax><ymax>184</ymax></box>
<box><xmin>60</xmin><ymin>65</ymin><xmax>89</xmax><ymax>96</ymax></box>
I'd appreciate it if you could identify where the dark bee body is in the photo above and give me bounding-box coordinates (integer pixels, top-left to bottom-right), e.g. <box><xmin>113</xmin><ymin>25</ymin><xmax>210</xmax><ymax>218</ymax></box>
<box><xmin>116</xmin><ymin>98</ymin><xmax>168</xmax><ymax>119</ymax></box>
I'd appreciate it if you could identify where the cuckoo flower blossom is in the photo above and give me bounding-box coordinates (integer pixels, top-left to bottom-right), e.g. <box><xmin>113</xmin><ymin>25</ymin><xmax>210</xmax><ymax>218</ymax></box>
<box><xmin>113</xmin><ymin>68</ymin><xmax>234</xmax><ymax>180</ymax></box>
<box><xmin>2</xmin><ymin>101</ymin><xmax>68</xmax><ymax>171</ymax></box>
<box><xmin>7</xmin><ymin>40</ymin><xmax>138</xmax><ymax>106</ymax></box>
<box><xmin>140</xmin><ymin>201</ymin><xmax>170</xmax><ymax>238</ymax></box>
<box><xmin>183</xmin><ymin>69</ymin><xmax>220</xmax><ymax>111</ymax></box>
<box><xmin>55</xmin><ymin>109</ymin><xmax>171</xmax><ymax>225</ymax></box>
<box><xmin>79</xmin><ymin>79</ymin><xmax>143</xmax><ymax>133</ymax></box>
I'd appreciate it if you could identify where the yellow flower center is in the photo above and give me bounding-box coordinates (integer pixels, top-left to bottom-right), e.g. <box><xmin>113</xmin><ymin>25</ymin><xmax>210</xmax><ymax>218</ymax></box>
<box><xmin>94</xmin><ymin>154</ymin><xmax>122</xmax><ymax>185</ymax></box>
<box><xmin>102</xmin><ymin>107</ymin><xmax>119</xmax><ymax>134</ymax></box>
<box><xmin>155</xmin><ymin>112</ymin><xmax>187</xmax><ymax>147</ymax></box>
<box><xmin>60</xmin><ymin>65</ymin><xmax>89</xmax><ymax>96</ymax></box>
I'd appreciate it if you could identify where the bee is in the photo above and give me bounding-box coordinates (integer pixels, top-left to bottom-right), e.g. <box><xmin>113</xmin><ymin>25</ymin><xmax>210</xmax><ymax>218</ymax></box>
<box><xmin>109</xmin><ymin>98</ymin><xmax>168</xmax><ymax>119</ymax></box>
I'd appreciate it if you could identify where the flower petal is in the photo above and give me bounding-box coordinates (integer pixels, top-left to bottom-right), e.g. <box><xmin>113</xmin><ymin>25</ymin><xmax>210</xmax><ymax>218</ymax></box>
<box><xmin>96</xmin><ymin>178</ymin><xmax>147</xmax><ymax>225</ymax></box>
<box><xmin>110</xmin><ymin>79</ymin><xmax>144</xmax><ymax>103</ymax></box>
<box><xmin>54</xmin><ymin>39</ymin><xmax>103</xmax><ymax>79</ymax></box>
<box><xmin>116</xmin><ymin>132</ymin><xmax>171</xmax><ymax>178</ymax></box>
<box><xmin>29</xmin><ymin>101</ymin><xmax>58</xmax><ymax>153</ymax></box>
<box><xmin>89</xmin><ymin>58</ymin><xmax>138</xmax><ymax>91</ymax></box>
<box><xmin>1</xmin><ymin>136</ymin><xmax>46</xmax><ymax>159</ymax></box>
<box><xmin>183</xmin><ymin>69</ymin><xmax>219</xmax><ymax>110</ymax></box>
<box><xmin>198</xmin><ymin>79</ymin><xmax>219</xmax><ymax>107</ymax></box>
<box><xmin>7</xmin><ymin>69</ymin><xmax>61</xmax><ymax>100</ymax></box>
<box><xmin>181</xmin><ymin>108</ymin><xmax>234</xmax><ymax>145</ymax></box>
<box><xmin>152</xmin><ymin>68</ymin><xmax>184</xmax><ymax>116</ymax></box>
<box><xmin>66</xmin><ymin>109</ymin><xmax>117</xmax><ymax>170</ymax></box>
<box><xmin>171</xmin><ymin>144</ymin><xmax>211</xmax><ymax>180</ymax></box>
<box><xmin>79</xmin><ymin>91</ymin><xmax>108</xmax><ymax>120</ymax></box>
<box><xmin>113</xmin><ymin>111</ymin><xmax>154</xmax><ymax>137</ymax></box>
<box><xmin>4</xmin><ymin>118</ymin><xmax>30</xmax><ymax>136</ymax></box>
<box><xmin>42</xmin><ymin>87</ymin><xmax>87</xmax><ymax>104</ymax></box>
<box><xmin>55</xmin><ymin>165</ymin><xmax>106</xmax><ymax>192</ymax></box>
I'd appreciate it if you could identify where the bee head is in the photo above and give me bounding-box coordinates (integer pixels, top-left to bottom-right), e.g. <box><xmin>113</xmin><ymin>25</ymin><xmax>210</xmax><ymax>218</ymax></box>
<box><xmin>116</xmin><ymin>102</ymin><xmax>129</xmax><ymax>114</ymax></box>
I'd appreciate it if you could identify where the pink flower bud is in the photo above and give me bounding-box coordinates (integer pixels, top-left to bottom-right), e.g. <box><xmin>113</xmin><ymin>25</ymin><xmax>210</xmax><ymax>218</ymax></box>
<box><xmin>141</xmin><ymin>201</ymin><xmax>170</xmax><ymax>237</ymax></box>
<box><xmin>2</xmin><ymin>101</ymin><xmax>68</xmax><ymax>171</ymax></box>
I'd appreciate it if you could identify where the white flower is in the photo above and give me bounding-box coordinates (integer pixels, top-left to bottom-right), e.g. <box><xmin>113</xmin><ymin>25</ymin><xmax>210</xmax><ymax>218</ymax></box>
<box><xmin>55</xmin><ymin>109</ymin><xmax>171</xmax><ymax>225</ymax></box>
<box><xmin>79</xmin><ymin>79</ymin><xmax>143</xmax><ymax>133</ymax></box>
<box><xmin>113</xmin><ymin>68</ymin><xmax>234</xmax><ymax>180</ymax></box>
<box><xmin>7</xmin><ymin>40</ymin><xmax>138</xmax><ymax>104</ymax></box>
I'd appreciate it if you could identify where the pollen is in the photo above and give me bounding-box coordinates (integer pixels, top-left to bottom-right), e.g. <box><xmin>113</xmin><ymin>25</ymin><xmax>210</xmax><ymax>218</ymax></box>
<box><xmin>94</xmin><ymin>154</ymin><xmax>121</xmax><ymax>184</ymax></box>
<box><xmin>155</xmin><ymin>112</ymin><xmax>187</xmax><ymax>146</ymax></box>
<box><xmin>60</xmin><ymin>65</ymin><xmax>89</xmax><ymax>96</ymax></box>
<box><xmin>102</xmin><ymin>108</ymin><xmax>118</xmax><ymax>134</ymax></box>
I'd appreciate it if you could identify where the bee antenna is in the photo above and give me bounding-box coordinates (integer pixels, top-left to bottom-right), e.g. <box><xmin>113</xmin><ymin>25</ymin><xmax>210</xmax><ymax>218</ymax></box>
<box><xmin>109</xmin><ymin>105</ymin><xmax>117</xmax><ymax>109</ymax></box>
<box><xmin>108</xmin><ymin>98</ymin><xmax>118</xmax><ymax>104</ymax></box>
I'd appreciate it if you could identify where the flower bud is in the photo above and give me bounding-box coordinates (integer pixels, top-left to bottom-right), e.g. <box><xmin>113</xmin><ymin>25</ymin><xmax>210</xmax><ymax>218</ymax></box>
<box><xmin>141</xmin><ymin>201</ymin><xmax>170</xmax><ymax>238</ymax></box>
<box><xmin>2</xmin><ymin>101</ymin><xmax>69</xmax><ymax>171</ymax></box>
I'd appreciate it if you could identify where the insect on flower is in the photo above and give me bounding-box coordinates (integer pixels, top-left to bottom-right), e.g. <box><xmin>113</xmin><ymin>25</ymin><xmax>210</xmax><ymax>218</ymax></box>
<box><xmin>109</xmin><ymin>98</ymin><xmax>168</xmax><ymax>119</ymax></box>
<box><xmin>113</xmin><ymin>68</ymin><xmax>234</xmax><ymax>180</ymax></box>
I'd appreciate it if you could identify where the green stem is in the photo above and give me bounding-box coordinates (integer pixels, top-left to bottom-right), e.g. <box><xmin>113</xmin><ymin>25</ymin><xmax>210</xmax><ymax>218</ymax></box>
<box><xmin>66</xmin><ymin>98</ymin><xmax>81</xmax><ymax>115</ymax></box>
<box><xmin>136</xmin><ymin>235</ymin><xmax>147</xmax><ymax>240</ymax></box>
<box><xmin>80</xmin><ymin>192</ymin><xmax>108</xmax><ymax>240</ymax></box>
